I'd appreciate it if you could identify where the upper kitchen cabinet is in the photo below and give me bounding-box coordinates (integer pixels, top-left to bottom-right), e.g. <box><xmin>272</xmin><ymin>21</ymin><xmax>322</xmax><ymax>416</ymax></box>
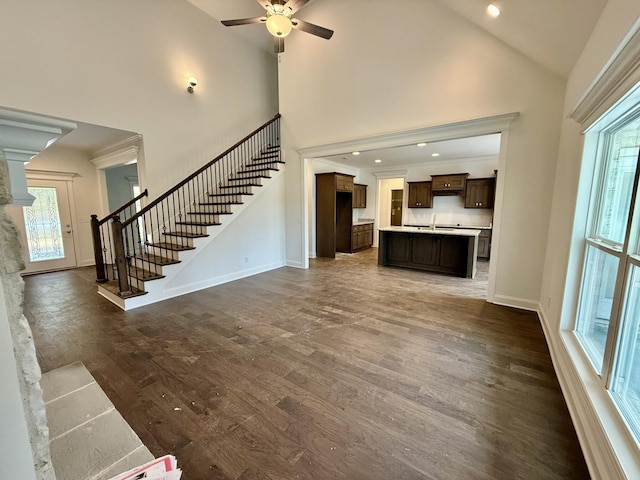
<box><xmin>407</xmin><ymin>181</ymin><xmax>432</xmax><ymax>208</ymax></box>
<box><xmin>335</xmin><ymin>173</ymin><xmax>354</xmax><ymax>192</ymax></box>
<box><xmin>465</xmin><ymin>178</ymin><xmax>495</xmax><ymax>209</ymax></box>
<box><xmin>353</xmin><ymin>183</ymin><xmax>367</xmax><ymax>208</ymax></box>
<box><xmin>431</xmin><ymin>173</ymin><xmax>469</xmax><ymax>195</ymax></box>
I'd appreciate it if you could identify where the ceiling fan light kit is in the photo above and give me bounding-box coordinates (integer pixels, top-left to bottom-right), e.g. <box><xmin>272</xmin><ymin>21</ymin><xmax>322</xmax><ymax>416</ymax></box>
<box><xmin>221</xmin><ymin>0</ymin><xmax>333</xmax><ymax>53</ymax></box>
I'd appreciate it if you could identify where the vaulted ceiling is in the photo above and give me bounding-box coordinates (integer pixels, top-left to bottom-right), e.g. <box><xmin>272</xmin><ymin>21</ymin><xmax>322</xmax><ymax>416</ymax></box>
<box><xmin>188</xmin><ymin>0</ymin><xmax>608</xmax><ymax>79</ymax></box>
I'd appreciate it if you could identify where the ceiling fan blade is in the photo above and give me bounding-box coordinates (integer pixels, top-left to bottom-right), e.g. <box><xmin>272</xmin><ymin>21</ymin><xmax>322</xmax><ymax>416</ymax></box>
<box><xmin>256</xmin><ymin>0</ymin><xmax>274</xmax><ymax>13</ymax></box>
<box><xmin>284</xmin><ymin>0</ymin><xmax>310</xmax><ymax>14</ymax></box>
<box><xmin>291</xmin><ymin>18</ymin><xmax>334</xmax><ymax>39</ymax></box>
<box><xmin>221</xmin><ymin>17</ymin><xmax>266</xmax><ymax>27</ymax></box>
<box><xmin>274</xmin><ymin>36</ymin><xmax>285</xmax><ymax>53</ymax></box>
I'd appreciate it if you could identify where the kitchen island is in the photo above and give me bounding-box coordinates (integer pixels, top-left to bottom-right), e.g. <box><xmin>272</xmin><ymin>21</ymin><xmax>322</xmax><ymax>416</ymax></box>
<box><xmin>378</xmin><ymin>226</ymin><xmax>481</xmax><ymax>278</ymax></box>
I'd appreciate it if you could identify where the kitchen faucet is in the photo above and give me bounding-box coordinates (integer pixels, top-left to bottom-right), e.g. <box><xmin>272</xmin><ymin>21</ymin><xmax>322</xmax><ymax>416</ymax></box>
<box><xmin>432</xmin><ymin>215</ymin><xmax>437</xmax><ymax>231</ymax></box>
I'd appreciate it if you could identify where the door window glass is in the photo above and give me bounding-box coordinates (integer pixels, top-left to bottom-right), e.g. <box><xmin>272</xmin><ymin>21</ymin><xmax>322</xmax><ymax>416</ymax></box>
<box><xmin>23</xmin><ymin>187</ymin><xmax>65</xmax><ymax>261</ymax></box>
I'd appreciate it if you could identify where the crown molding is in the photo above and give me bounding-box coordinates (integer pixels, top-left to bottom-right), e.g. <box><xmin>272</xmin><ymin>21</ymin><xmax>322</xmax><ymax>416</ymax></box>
<box><xmin>570</xmin><ymin>17</ymin><xmax>640</xmax><ymax>125</ymax></box>
<box><xmin>91</xmin><ymin>145</ymin><xmax>139</xmax><ymax>170</ymax></box>
<box><xmin>92</xmin><ymin>134</ymin><xmax>142</xmax><ymax>158</ymax></box>
<box><xmin>297</xmin><ymin>113</ymin><xmax>519</xmax><ymax>159</ymax></box>
<box><xmin>25</xmin><ymin>169</ymin><xmax>77</xmax><ymax>181</ymax></box>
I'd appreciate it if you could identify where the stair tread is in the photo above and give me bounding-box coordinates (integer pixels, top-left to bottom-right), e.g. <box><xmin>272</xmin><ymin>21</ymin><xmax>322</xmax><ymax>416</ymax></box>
<box><xmin>187</xmin><ymin>211</ymin><xmax>233</xmax><ymax>215</ymax></box>
<box><xmin>200</xmin><ymin>201</ymin><xmax>243</xmax><ymax>206</ymax></box>
<box><xmin>249</xmin><ymin>160</ymin><xmax>285</xmax><ymax>166</ymax></box>
<box><xmin>128</xmin><ymin>266</ymin><xmax>165</xmax><ymax>281</ymax></box>
<box><xmin>220</xmin><ymin>184</ymin><xmax>260</xmax><ymax>188</ymax></box>
<box><xmin>208</xmin><ymin>193</ymin><xmax>253</xmax><ymax>197</ymax></box>
<box><xmin>239</xmin><ymin>167</ymin><xmax>280</xmax><ymax>173</ymax></box>
<box><xmin>147</xmin><ymin>242</ymin><xmax>196</xmax><ymax>251</ymax></box>
<box><xmin>175</xmin><ymin>220</ymin><xmax>221</xmax><ymax>226</ymax></box>
<box><xmin>163</xmin><ymin>231</ymin><xmax>209</xmax><ymax>238</ymax></box>
<box><xmin>229</xmin><ymin>174</ymin><xmax>270</xmax><ymax>180</ymax></box>
<box><xmin>137</xmin><ymin>254</ymin><xmax>181</xmax><ymax>266</ymax></box>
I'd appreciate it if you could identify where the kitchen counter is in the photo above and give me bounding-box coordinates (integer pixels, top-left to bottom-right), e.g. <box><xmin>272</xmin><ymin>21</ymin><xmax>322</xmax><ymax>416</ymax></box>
<box><xmin>353</xmin><ymin>220</ymin><xmax>374</xmax><ymax>226</ymax></box>
<box><xmin>379</xmin><ymin>226</ymin><xmax>481</xmax><ymax>237</ymax></box>
<box><xmin>404</xmin><ymin>223</ymin><xmax>492</xmax><ymax>230</ymax></box>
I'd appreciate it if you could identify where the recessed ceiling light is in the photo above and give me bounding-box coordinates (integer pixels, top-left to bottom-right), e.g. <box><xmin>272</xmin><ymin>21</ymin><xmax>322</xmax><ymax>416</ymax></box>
<box><xmin>417</xmin><ymin>143</ymin><xmax>427</xmax><ymax>147</ymax></box>
<box><xmin>374</xmin><ymin>159</ymin><xmax>382</xmax><ymax>163</ymax></box>
<box><xmin>431</xmin><ymin>153</ymin><xmax>440</xmax><ymax>157</ymax></box>
<box><xmin>352</xmin><ymin>151</ymin><xmax>361</xmax><ymax>155</ymax></box>
<box><xmin>487</xmin><ymin>3</ymin><xmax>501</xmax><ymax>18</ymax></box>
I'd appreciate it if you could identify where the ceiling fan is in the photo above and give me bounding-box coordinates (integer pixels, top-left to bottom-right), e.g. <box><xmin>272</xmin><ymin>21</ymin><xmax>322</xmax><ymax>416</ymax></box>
<box><xmin>221</xmin><ymin>0</ymin><xmax>334</xmax><ymax>53</ymax></box>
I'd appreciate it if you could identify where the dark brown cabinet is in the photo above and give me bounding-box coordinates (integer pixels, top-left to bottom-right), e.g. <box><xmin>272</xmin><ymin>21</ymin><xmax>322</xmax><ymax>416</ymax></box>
<box><xmin>351</xmin><ymin>223</ymin><xmax>373</xmax><ymax>251</ymax></box>
<box><xmin>353</xmin><ymin>183</ymin><xmax>367</xmax><ymax>208</ymax></box>
<box><xmin>316</xmin><ymin>173</ymin><xmax>355</xmax><ymax>258</ymax></box>
<box><xmin>378</xmin><ymin>230</ymin><xmax>475</xmax><ymax>277</ymax></box>
<box><xmin>407</xmin><ymin>181</ymin><xmax>432</xmax><ymax>208</ymax></box>
<box><xmin>431</xmin><ymin>173</ymin><xmax>469</xmax><ymax>195</ymax></box>
<box><xmin>477</xmin><ymin>230</ymin><xmax>491</xmax><ymax>258</ymax></box>
<box><xmin>465</xmin><ymin>178</ymin><xmax>495</xmax><ymax>209</ymax></box>
<box><xmin>335</xmin><ymin>174</ymin><xmax>354</xmax><ymax>192</ymax></box>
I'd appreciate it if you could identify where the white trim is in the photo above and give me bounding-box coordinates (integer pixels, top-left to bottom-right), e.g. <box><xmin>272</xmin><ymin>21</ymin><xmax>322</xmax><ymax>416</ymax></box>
<box><xmin>91</xmin><ymin>146</ymin><xmax>139</xmax><ymax>170</ymax></box>
<box><xmin>25</xmin><ymin>169</ymin><xmax>77</xmax><ymax>181</ymax></box>
<box><xmin>538</xmin><ymin>306</ymin><xmax>640</xmax><ymax>480</ymax></box>
<box><xmin>297</xmin><ymin>113</ymin><xmax>519</xmax><ymax>159</ymax></box>
<box><xmin>92</xmin><ymin>134</ymin><xmax>142</xmax><ymax>158</ymax></box>
<box><xmin>570</xmin><ymin>17</ymin><xmax>640</xmax><ymax>125</ymax></box>
<box><xmin>10</xmin><ymin>192</ymin><xmax>36</xmax><ymax>206</ymax></box>
<box><xmin>490</xmin><ymin>294</ymin><xmax>539</xmax><ymax>312</ymax></box>
<box><xmin>372</xmin><ymin>169</ymin><xmax>409</xmax><ymax>179</ymax></box>
<box><xmin>286</xmin><ymin>260</ymin><xmax>306</xmax><ymax>268</ymax></box>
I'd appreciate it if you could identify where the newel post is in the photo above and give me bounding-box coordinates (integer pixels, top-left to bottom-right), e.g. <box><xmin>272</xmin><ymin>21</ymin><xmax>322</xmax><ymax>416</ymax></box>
<box><xmin>111</xmin><ymin>215</ymin><xmax>131</xmax><ymax>295</ymax></box>
<box><xmin>90</xmin><ymin>214</ymin><xmax>107</xmax><ymax>283</ymax></box>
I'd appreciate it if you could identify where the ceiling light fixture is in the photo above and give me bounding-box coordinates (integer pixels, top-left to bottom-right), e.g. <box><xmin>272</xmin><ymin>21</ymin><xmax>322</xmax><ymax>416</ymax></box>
<box><xmin>266</xmin><ymin>12</ymin><xmax>293</xmax><ymax>37</ymax></box>
<box><xmin>417</xmin><ymin>143</ymin><xmax>427</xmax><ymax>147</ymax></box>
<box><xmin>374</xmin><ymin>159</ymin><xmax>382</xmax><ymax>163</ymax></box>
<box><xmin>432</xmin><ymin>153</ymin><xmax>440</xmax><ymax>157</ymax></box>
<box><xmin>352</xmin><ymin>151</ymin><xmax>361</xmax><ymax>156</ymax></box>
<box><xmin>187</xmin><ymin>77</ymin><xmax>198</xmax><ymax>93</ymax></box>
<box><xmin>487</xmin><ymin>4</ymin><xmax>501</xmax><ymax>18</ymax></box>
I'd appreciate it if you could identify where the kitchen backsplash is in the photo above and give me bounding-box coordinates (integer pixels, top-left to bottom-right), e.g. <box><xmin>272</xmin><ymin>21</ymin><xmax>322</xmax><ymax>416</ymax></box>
<box><xmin>404</xmin><ymin>195</ymin><xmax>493</xmax><ymax>227</ymax></box>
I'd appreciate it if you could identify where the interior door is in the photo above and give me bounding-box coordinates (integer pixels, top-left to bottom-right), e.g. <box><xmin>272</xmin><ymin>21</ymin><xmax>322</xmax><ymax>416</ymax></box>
<box><xmin>391</xmin><ymin>189</ymin><xmax>403</xmax><ymax>226</ymax></box>
<box><xmin>6</xmin><ymin>179</ymin><xmax>77</xmax><ymax>274</ymax></box>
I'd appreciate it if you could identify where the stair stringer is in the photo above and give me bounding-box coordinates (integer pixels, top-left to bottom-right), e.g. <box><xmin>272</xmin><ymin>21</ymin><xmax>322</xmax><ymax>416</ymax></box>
<box><xmin>99</xmin><ymin>167</ymin><xmax>286</xmax><ymax>310</ymax></box>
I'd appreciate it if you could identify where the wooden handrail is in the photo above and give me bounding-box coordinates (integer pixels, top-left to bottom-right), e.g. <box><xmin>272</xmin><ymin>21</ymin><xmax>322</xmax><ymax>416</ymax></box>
<box><xmin>97</xmin><ymin>188</ymin><xmax>149</xmax><ymax>226</ymax></box>
<box><xmin>121</xmin><ymin>114</ymin><xmax>281</xmax><ymax>229</ymax></box>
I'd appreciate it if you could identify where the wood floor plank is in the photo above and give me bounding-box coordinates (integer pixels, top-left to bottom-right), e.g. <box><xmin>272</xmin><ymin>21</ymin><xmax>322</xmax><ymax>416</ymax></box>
<box><xmin>23</xmin><ymin>249</ymin><xmax>590</xmax><ymax>480</ymax></box>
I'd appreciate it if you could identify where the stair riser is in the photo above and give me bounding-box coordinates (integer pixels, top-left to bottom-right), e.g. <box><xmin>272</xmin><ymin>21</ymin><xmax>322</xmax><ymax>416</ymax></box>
<box><xmin>184</xmin><ymin>214</ymin><xmax>221</xmax><ymax>224</ymax></box>
<box><xmin>232</xmin><ymin>172</ymin><xmax>271</xmax><ymax>179</ymax></box>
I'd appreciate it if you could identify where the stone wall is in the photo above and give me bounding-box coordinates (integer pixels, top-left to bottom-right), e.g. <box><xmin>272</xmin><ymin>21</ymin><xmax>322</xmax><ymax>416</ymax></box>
<box><xmin>0</xmin><ymin>158</ymin><xmax>55</xmax><ymax>479</ymax></box>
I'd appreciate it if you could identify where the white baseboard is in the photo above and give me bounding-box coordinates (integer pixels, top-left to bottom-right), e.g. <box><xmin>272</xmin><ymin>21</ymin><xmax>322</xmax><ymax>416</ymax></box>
<box><xmin>490</xmin><ymin>294</ymin><xmax>539</xmax><ymax>311</ymax></box>
<box><xmin>286</xmin><ymin>259</ymin><xmax>306</xmax><ymax>268</ymax></box>
<box><xmin>537</xmin><ymin>305</ymin><xmax>638</xmax><ymax>480</ymax></box>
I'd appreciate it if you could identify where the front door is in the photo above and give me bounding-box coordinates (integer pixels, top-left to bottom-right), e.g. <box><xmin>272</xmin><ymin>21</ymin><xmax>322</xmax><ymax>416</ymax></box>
<box><xmin>391</xmin><ymin>189</ymin><xmax>403</xmax><ymax>226</ymax></box>
<box><xmin>7</xmin><ymin>179</ymin><xmax>77</xmax><ymax>274</ymax></box>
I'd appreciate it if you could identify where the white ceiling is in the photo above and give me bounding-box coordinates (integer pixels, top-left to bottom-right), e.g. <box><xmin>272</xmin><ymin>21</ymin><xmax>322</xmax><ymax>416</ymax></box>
<box><xmin>189</xmin><ymin>0</ymin><xmax>608</xmax><ymax>79</ymax></box>
<box><xmin>53</xmin><ymin>122</ymin><xmax>136</xmax><ymax>155</ymax></box>
<box><xmin>319</xmin><ymin>134</ymin><xmax>501</xmax><ymax>168</ymax></box>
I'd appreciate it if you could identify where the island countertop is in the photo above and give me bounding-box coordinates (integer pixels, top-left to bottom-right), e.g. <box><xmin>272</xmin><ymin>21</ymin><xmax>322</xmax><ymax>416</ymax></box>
<box><xmin>379</xmin><ymin>226</ymin><xmax>481</xmax><ymax>237</ymax></box>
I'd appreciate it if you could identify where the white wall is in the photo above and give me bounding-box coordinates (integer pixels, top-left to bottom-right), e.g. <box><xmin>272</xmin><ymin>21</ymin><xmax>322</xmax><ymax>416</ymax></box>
<box><xmin>105</xmin><ymin>163</ymin><xmax>138</xmax><ymax>212</ymax></box>
<box><xmin>0</xmin><ymin>284</ymin><xmax>36</xmax><ymax>480</ymax></box>
<box><xmin>378</xmin><ymin>177</ymin><xmax>404</xmax><ymax>230</ymax></box>
<box><xmin>26</xmin><ymin>147</ymin><xmax>102</xmax><ymax>268</ymax></box>
<box><xmin>539</xmin><ymin>1</ymin><xmax>640</xmax><ymax>478</ymax></box>
<box><xmin>279</xmin><ymin>0</ymin><xmax>565</xmax><ymax>309</ymax></box>
<box><xmin>0</xmin><ymin>0</ymin><xmax>278</xmax><ymax>198</ymax></box>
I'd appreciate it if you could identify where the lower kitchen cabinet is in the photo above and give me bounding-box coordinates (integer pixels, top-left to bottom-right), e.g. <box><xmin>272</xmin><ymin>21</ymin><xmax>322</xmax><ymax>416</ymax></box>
<box><xmin>477</xmin><ymin>229</ymin><xmax>491</xmax><ymax>258</ymax></box>
<box><xmin>351</xmin><ymin>223</ymin><xmax>373</xmax><ymax>252</ymax></box>
<box><xmin>378</xmin><ymin>230</ymin><xmax>475</xmax><ymax>277</ymax></box>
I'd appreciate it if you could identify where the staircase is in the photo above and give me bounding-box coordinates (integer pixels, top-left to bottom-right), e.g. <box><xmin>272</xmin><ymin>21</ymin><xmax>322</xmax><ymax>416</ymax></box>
<box><xmin>91</xmin><ymin>114</ymin><xmax>282</xmax><ymax>310</ymax></box>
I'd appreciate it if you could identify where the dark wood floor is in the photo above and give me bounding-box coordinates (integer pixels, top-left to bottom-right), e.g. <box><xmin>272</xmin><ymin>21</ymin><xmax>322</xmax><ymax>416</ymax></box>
<box><xmin>24</xmin><ymin>249</ymin><xmax>590</xmax><ymax>480</ymax></box>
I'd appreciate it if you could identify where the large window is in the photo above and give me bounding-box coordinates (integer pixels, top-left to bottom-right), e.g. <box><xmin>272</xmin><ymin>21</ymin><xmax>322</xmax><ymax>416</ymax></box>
<box><xmin>575</xmin><ymin>103</ymin><xmax>640</xmax><ymax>443</ymax></box>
